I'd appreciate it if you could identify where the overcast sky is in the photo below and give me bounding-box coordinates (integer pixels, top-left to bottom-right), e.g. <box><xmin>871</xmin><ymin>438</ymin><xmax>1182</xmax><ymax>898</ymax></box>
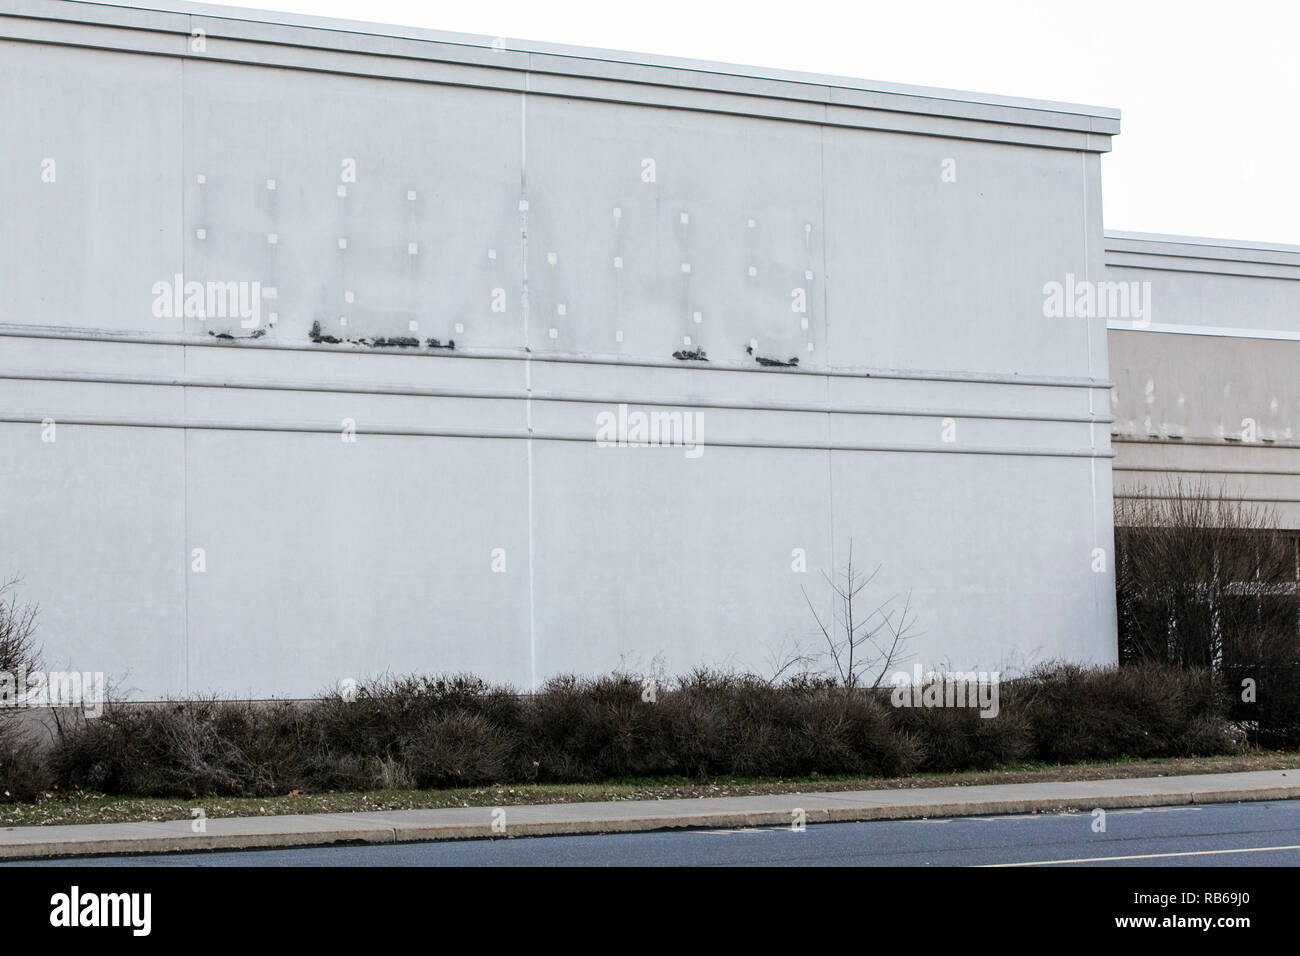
<box><xmin>139</xmin><ymin>0</ymin><xmax>1299</xmax><ymax>246</ymax></box>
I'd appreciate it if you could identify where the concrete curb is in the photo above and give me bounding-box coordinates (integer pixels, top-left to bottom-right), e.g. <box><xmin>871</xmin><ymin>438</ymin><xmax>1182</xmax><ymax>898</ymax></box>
<box><xmin>2</xmin><ymin>768</ymin><xmax>1297</xmax><ymax>860</ymax></box>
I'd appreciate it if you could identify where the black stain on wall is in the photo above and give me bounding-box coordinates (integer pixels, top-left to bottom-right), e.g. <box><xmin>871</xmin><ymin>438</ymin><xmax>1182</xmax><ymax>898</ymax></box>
<box><xmin>309</xmin><ymin>322</ymin><xmax>440</xmax><ymax>350</ymax></box>
<box><xmin>746</xmin><ymin>345</ymin><xmax>797</xmax><ymax>367</ymax></box>
<box><xmin>309</xmin><ymin>321</ymin><xmax>342</xmax><ymax>344</ymax></box>
<box><xmin>209</xmin><ymin>329</ymin><xmax>266</xmax><ymax>341</ymax></box>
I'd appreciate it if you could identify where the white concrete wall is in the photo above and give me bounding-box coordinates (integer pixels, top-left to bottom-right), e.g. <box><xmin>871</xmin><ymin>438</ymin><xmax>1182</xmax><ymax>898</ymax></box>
<box><xmin>0</xmin><ymin>1</ymin><xmax>1119</xmax><ymax>698</ymax></box>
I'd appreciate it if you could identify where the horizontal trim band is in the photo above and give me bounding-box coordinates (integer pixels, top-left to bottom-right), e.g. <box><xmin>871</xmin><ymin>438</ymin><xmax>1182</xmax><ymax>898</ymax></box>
<box><xmin>1113</xmin><ymin>437</ymin><xmax>1300</xmax><ymax>450</ymax></box>
<box><xmin>0</xmin><ymin>413</ymin><xmax>1115</xmax><ymax>459</ymax></box>
<box><xmin>1114</xmin><ymin>466</ymin><xmax>1300</xmax><ymax>477</ymax></box>
<box><xmin>1106</xmin><ymin>322</ymin><xmax>1300</xmax><ymax>342</ymax></box>
<box><xmin>0</xmin><ymin>369</ymin><xmax>1115</xmax><ymax>426</ymax></box>
<box><xmin>0</xmin><ymin>325</ymin><xmax>1117</xmax><ymax>391</ymax></box>
<box><xmin>1105</xmin><ymin>231</ymin><xmax>1300</xmax><ymax>257</ymax></box>
<box><xmin>1102</xmin><ymin>258</ymin><xmax>1300</xmax><ymax>282</ymax></box>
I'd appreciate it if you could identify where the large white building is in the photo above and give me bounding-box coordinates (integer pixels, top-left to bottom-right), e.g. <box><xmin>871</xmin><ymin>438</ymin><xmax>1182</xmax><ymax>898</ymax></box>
<box><xmin>0</xmin><ymin>1</ymin><xmax>1292</xmax><ymax>699</ymax></box>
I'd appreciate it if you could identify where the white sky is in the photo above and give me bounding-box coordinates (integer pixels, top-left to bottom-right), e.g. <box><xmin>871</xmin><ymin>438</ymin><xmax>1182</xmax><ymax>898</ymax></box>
<box><xmin>125</xmin><ymin>0</ymin><xmax>1300</xmax><ymax>245</ymax></box>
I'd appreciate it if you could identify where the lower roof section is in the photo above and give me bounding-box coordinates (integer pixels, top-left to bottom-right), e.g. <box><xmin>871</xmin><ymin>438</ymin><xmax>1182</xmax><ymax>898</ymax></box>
<box><xmin>1104</xmin><ymin>231</ymin><xmax>1300</xmax><ymax>340</ymax></box>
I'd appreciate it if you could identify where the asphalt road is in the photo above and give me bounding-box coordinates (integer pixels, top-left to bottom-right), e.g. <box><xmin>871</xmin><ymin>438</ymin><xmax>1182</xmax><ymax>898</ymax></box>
<box><xmin>9</xmin><ymin>798</ymin><xmax>1300</xmax><ymax>867</ymax></box>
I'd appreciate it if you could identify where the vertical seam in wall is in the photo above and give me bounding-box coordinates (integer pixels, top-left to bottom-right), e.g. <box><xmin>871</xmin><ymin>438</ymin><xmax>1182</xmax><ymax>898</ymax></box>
<box><xmin>181</xmin><ymin>30</ymin><xmax>191</xmax><ymax>694</ymax></box>
<box><xmin>520</xmin><ymin>73</ymin><xmax>537</xmax><ymax>691</ymax></box>
<box><xmin>819</xmin><ymin>115</ymin><xmax>835</xmax><ymax>587</ymax></box>
<box><xmin>1082</xmin><ymin>151</ymin><xmax>1102</xmax><ymax>635</ymax></box>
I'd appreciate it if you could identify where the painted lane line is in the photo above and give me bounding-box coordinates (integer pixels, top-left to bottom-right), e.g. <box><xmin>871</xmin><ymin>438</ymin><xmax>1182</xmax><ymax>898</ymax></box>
<box><xmin>983</xmin><ymin>843</ymin><xmax>1300</xmax><ymax>866</ymax></box>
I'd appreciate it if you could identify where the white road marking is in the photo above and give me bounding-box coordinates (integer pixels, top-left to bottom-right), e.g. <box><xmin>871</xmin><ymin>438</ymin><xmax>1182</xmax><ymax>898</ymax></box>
<box><xmin>984</xmin><ymin>843</ymin><xmax>1300</xmax><ymax>866</ymax></box>
<box><xmin>962</xmin><ymin>807</ymin><xmax>1203</xmax><ymax>822</ymax></box>
<box><xmin>1109</xmin><ymin>806</ymin><xmax>1203</xmax><ymax>815</ymax></box>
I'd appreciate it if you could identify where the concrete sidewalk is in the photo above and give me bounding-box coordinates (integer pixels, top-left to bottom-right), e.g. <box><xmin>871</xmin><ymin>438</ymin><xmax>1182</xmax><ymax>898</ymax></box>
<box><xmin>2</xmin><ymin>768</ymin><xmax>1298</xmax><ymax>860</ymax></box>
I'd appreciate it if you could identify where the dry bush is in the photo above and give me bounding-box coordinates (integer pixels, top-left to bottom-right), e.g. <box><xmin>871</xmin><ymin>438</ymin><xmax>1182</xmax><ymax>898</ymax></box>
<box><xmin>1009</xmin><ymin>662</ymin><xmax>1234</xmax><ymax>763</ymax></box>
<box><xmin>314</xmin><ymin>673</ymin><xmax>522</xmax><ymax>765</ymax></box>
<box><xmin>44</xmin><ymin>662</ymin><xmax>1241</xmax><ymax>800</ymax></box>
<box><xmin>522</xmin><ymin>674</ymin><xmax>673</xmax><ymax>781</ymax></box>
<box><xmin>1116</xmin><ymin>480</ymin><xmax>1300</xmax><ymax>743</ymax></box>
<box><xmin>0</xmin><ymin>723</ymin><xmax>53</xmax><ymax>802</ymax></box>
<box><xmin>664</xmin><ymin>669</ymin><xmax>921</xmax><ymax>779</ymax></box>
<box><xmin>53</xmin><ymin>700</ymin><xmax>247</xmax><ymax>796</ymax></box>
<box><xmin>889</xmin><ymin>698</ymin><xmax>1032</xmax><ymax>772</ymax></box>
<box><xmin>403</xmin><ymin>712</ymin><xmax>516</xmax><ymax>788</ymax></box>
<box><xmin>0</xmin><ymin>577</ymin><xmax>39</xmax><ymax>678</ymax></box>
<box><xmin>0</xmin><ymin>578</ymin><xmax>50</xmax><ymax>802</ymax></box>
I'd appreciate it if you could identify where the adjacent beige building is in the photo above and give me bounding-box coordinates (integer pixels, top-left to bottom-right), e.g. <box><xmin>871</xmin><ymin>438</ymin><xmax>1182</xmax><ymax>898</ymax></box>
<box><xmin>1106</xmin><ymin>232</ymin><xmax>1300</xmax><ymax>529</ymax></box>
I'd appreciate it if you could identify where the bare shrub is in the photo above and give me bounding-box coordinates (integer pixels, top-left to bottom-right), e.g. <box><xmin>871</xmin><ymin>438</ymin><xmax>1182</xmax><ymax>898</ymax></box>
<box><xmin>404</xmin><ymin>712</ymin><xmax>516</xmax><ymax>788</ymax></box>
<box><xmin>315</xmin><ymin>673</ymin><xmax>522</xmax><ymax>766</ymax></box>
<box><xmin>0</xmin><ymin>577</ymin><xmax>39</xmax><ymax>678</ymax></box>
<box><xmin>0</xmin><ymin>725</ymin><xmax>53</xmax><ymax>801</ymax></box>
<box><xmin>664</xmin><ymin>670</ymin><xmax>921</xmax><ymax>779</ymax></box>
<box><xmin>44</xmin><ymin>663</ymin><xmax>1239</xmax><ymax>798</ymax></box>
<box><xmin>890</xmin><ymin>701</ymin><xmax>1032</xmax><ymax>772</ymax></box>
<box><xmin>523</xmin><ymin>674</ymin><xmax>673</xmax><ymax>781</ymax></box>
<box><xmin>53</xmin><ymin>700</ymin><xmax>243</xmax><ymax>796</ymax></box>
<box><xmin>800</xmin><ymin>544</ymin><xmax>918</xmax><ymax>688</ymax></box>
<box><xmin>1116</xmin><ymin>480</ymin><xmax>1300</xmax><ymax>743</ymax></box>
<box><xmin>1011</xmin><ymin>661</ymin><xmax>1234</xmax><ymax>763</ymax></box>
<box><xmin>0</xmin><ymin>578</ymin><xmax>50</xmax><ymax>802</ymax></box>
